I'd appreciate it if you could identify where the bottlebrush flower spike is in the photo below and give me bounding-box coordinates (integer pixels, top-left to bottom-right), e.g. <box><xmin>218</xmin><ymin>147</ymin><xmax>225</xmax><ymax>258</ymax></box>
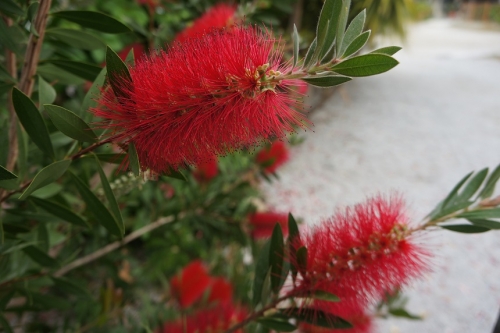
<box><xmin>158</xmin><ymin>303</ymin><xmax>247</xmax><ymax>333</ymax></box>
<box><xmin>94</xmin><ymin>26</ymin><xmax>306</xmax><ymax>173</ymax></box>
<box><xmin>174</xmin><ymin>4</ymin><xmax>237</xmax><ymax>44</ymax></box>
<box><xmin>193</xmin><ymin>155</ymin><xmax>218</xmax><ymax>183</ymax></box>
<box><xmin>207</xmin><ymin>277</ymin><xmax>233</xmax><ymax>304</ymax></box>
<box><xmin>256</xmin><ymin>140</ymin><xmax>290</xmax><ymax>173</ymax></box>
<box><xmin>170</xmin><ymin>260</ymin><xmax>211</xmax><ymax>308</ymax></box>
<box><xmin>249</xmin><ymin>211</ymin><xmax>289</xmax><ymax>239</ymax></box>
<box><xmin>290</xmin><ymin>195</ymin><xmax>428</xmax><ymax>307</ymax></box>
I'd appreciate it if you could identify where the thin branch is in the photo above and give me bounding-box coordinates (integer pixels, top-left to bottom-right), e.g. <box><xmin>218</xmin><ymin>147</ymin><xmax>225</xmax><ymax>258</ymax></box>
<box><xmin>53</xmin><ymin>214</ymin><xmax>177</xmax><ymax>277</ymax></box>
<box><xmin>18</xmin><ymin>0</ymin><xmax>53</xmax><ymax>96</ymax></box>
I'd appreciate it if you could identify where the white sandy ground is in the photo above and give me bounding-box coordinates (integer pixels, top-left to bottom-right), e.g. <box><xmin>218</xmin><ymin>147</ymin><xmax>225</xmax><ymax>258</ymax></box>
<box><xmin>262</xmin><ymin>19</ymin><xmax>500</xmax><ymax>333</ymax></box>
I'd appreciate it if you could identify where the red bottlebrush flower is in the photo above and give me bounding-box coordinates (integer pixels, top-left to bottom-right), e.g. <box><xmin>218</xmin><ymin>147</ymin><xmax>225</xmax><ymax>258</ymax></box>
<box><xmin>170</xmin><ymin>260</ymin><xmax>211</xmax><ymax>308</ymax></box>
<box><xmin>207</xmin><ymin>277</ymin><xmax>233</xmax><ymax>304</ymax></box>
<box><xmin>290</xmin><ymin>195</ymin><xmax>428</xmax><ymax>308</ymax></box>
<box><xmin>159</xmin><ymin>303</ymin><xmax>247</xmax><ymax>333</ymax></box>
<box><xmin>193</xmin><ymin>155</ymin><xmax>219</xmax><ymax>183</ymax></box>
<box><xmin>298</xmin><ymin>300</ymin><xmax>373</xmax><ymax>333</ymax></box>
<box><xmin>255</xmin><ymin>141</ymin><xmax>290</xmax><ymax>173</ymax></box>
<box><xmin>174</xmin><ymin>4</ymin><xmax>237</xmax><ymax>44</ymax></box>
<box><xmin>94</xmin><ymin>26</ymin><xmax>306</xmax><ymax>174</ymax></box>
<box><xmin>249</xmin><ymin>211</ymin><xmax>289</xmax><ymax>239</ymax></box>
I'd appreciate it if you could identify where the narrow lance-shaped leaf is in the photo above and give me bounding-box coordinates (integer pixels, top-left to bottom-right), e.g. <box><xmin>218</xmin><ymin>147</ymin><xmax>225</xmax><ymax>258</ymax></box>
<box><xmin>302</xmin><ymin>75</ymin><xmax>352</xmax><ymax>88</ymax></box>
<box><xmin>38</xmin><ymin>76</ymin><xmax>56</xmax><ymax>110</ymax></box>
<box><xmin>17</xmin><ymin>124</ymin><xmax>28</xmax><ymax>180</ymax></box>
<box><xmin>292</xmin><ymin>24</ymin><xmax>299</xmax><ymax>68</ymax></box>
<box><xmin>44</xmin><ymin>104</ymin><xmax>97</xmax><ymax>143</ymax></box>
<box><xmin>23</xmin><ymin>245</ymin><xmax>60</xmax><ymax>268</ymax></box>
<box><xmin>47</xmin><ymin>60</ymin><xmax>101</xmax><ymax>82</ymax></box>
<box><xmin>439</xmin><ymin>224</ymin><xmax>489</xmax><ymax>233</ymax></box>
<box><xmin>370</xmin><ymin>46</ymin><xmax>402</xmax><ymax>56</ymax></box>
<box><xmin>284</xmin><ymin>308</ymin><xmax>353</xmax><ymax>329</ymax></box>
<box><xmin>106</xmin><ymin>46</ymin><xmax>133</xmax><ymax>100</ymax></box>
<box><xmin>428</xmin><ymin>171</ymin><xmax>474</xmax><ymax>220</ymax></box>
<box><xmin>70</xmin><ymin>172</ymin><xmax>123</xmax><ymax>237</ymax></box>
<box><xmin>331</xmin><ymin>54</ymin><xmax>399</xmax><ymax>77</ymax></box>
<box><xmin>0</xmin><ymin>165</ymin><xmax>17</xmax><ymax>181</ymax></box>
<box><xmin>308</xmin><ymin>290</ymin><xmax>340</xmax><ymax>302</ymax></box>
<box><xmin>479</xmin><ymin>164</ymin><xmax>500</xmax><ymax>199</ymax></box>
<box><xmin>303</xmin><ymin>38</ymin><xmax>317</xmax><ymax>69</ymax></box>
<box><xmin>455</xmin><ymin>168</ymin><xmax>488</xmax><ymax>203</ymax></box>
<box><xmin>128</xmin><ymin>142</ymin><xmax>140</xmax><ymax>176</ymax></box>
<box><xmin>467</xmin><ymin>219</ymin><xmax>500</xmax><ymax>230</ymax></box>
<box><xmin>457</xmin><ymin>208</ymin><xmax>500</xmax><ymax>220</ymax></box>
<box><xmin>0</xmin><ymin>18</ymin><xmax>20</xmax><ymax>54</ymax></box>
<box><xmin>94</xmin><ymin>155</ymin><xmax>124</xmax><ymax>234</ymax></box>
<box><xmin>312</xmin><ymin>19</ymin><xmax>330</xmax><ymax>63</ymax></box>
<box><xmin>388</xmin><ymin>308</ymin><xmax>422</xmax><ymax>320</ymax></box>
<box><xmin>288</xmin><ymin>212</ymin><xmax>300</xmax><ymax>279</ymax></box>
<box><xmin>19</xmin><ymin>160</ymin><xmax>71</xmax><ymax>200</ymax></box>
<box><xmin>334</xmin><ymin>0</ymin><xmax>352</xmax><ymax>56</ymax></box>
<box><xmin>270</xmin><ymin>223</ymin><xmax>285</xmax><ymax>294</ymax></box>
<box><xmin>252</xmin><ymin>240</ymin><xmax>271</xmax><ymax>306</ymax></box>
<box><xmin>45</xmin><ymin>28</ymin><xmax>106</xmax><ymax>51</ymax></box>
<box><xmin>51</xmin><ymin>11</ymin><xmax>131</xmax><ymax>34</ymax></box>
<box><xmin>341</xmin><ymin>30</ymin><xmax>371</xmax><ymax>59</ymax></box>
<box><xmin>339</xmin><ymin>9</ymin><xmax>366</xmax><ymax>56</ymax></box>
<box><xmin>51</xmin><ymin>277</ymin><xmax>92</xmax><ymax>298</ymax></box>
<box><xmin>30</xmin><ymin>197</ymin><xmax>88</xmax><ymax>228</ymax></box>
<box><xmin>296</xmin><ymin>246</ymin><xmax>308</xmax><ymax>275</ymax></box>
<box><xmin>12</xmin><ymin>88</ymin><xmax>54</xmax><ymax>159</ymax></box>
<box><xmin>81</xmin><ymin>67</ymin><xmax>106</xmax><ymax>121</ymax></box>
<box><xmin>0</xmin><ymin>0</ymin><xmax>24</xmax><ymax>18</ymax></box>
<box><xmin>441</xmin><ymin>171</ymin><xmax>474</xmax><ymax>209</ymax></box>
<box><xmin>258</xmin><ymin>315</ymin><xmax>297</xmax><ymax>332</ymax></box>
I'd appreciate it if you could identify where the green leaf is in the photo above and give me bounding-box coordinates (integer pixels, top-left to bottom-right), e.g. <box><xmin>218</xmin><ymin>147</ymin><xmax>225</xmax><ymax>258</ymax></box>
<box><xmin>370</xmin><ymin>46</ymin><xmax>402</xmax><ymax>56</ymax></box>
<box><xmin>288</xmin><ymin>213</ymin><xmax>300</xmax><ymax>243</ymax></box>
<box><xmin>439</xmin><ymin>224</ymin><xmax>490</xmax><ymax>233</ymax></box>
<box><xmin>258</xmin><ymin>316</ymin><xmax>297</xmax><ymax>332</ymax></box>
<box><xmin>94</xmin><ymin>155</ymin><xmax>124</xmax><ymax>234</ymax></box>
<box><xmin>30</xmin><ymin>197</ymin><xmax>88</xmax><ymax>228</ymax></box>
<box><xmin>285</xmin><ymin>307</ymin><xmax>353</xmax><ymax>329</ymax></box>
<box><xmin>38</xmin><ymin>64</ymin><xmax>85</xmax><ymax>85</ymax></box>
<box><xmin>292</xmin><ymin>24</ymin><xmax>299</xmax><ymax>68</ymax></box>
<box><xmin>70</xmin><ymin>172</ymin><xmax>122</xmax><ymax>237</ymax></box>
<box><xmin>47</xmin><ymin>60</ymin><xmax>101</xmax><ymax>82</ymax></box>
<box><xmin>12</xmin><ymin>88</ymin><xmax>54</xmax><ymax>159</ymax></box>
<box><xmin>81</xmin><ymin>67</ymin><xmax>106</xmax><ymax>121</ymax></box>
<box><xmin>302</xmin><ymin>75</ymin><xmax>352</xmax><ymax>88</ymax></box>
<box><xmin>388</xmin><ymin>308</ymin><xmax>422</xmax><ymax>320</ymax></box>
<box><xmin>331</xmin><ymin>54</ymin><xmax>399</xmax><ymax>77</ymax></box>
<box><xmin>316</xmin><ymin>0</ymin><xmax>342</xmax><ymax>60</ymax></box>
<box><xmin>31</xmin><ymin>183</ymin><xmax>62</xmax><ymax>199</ymax></box>
<box><xmin>106</xmin><ymin>46</ymin><xmax>133</xmax><ymax>100</ymax></box>
<box><xmin>468</xmin><ymin>219</ymin><xmax>500</xmax><ymax>230</ymax></box>
<box><xmin>457</xmin><ymin>208</ymin><xmax>500</xmax><ymax>220</ymax></box>
<box><xmin>334</xmin><ymin>0</ymin><xmax>351</xmax><ymax>56</ymax></box>
<box><xmin>313</xmin><ymin>19</ymin><xmax>330</xmax><ymax>63</ymax></box>
<box><xmin>296</xmin><ymin>246</ymin><xmax>308</xmax><ymax>275</ymax></box>
<box><xmin>94</xmin><ymin>153</ymin><xmax>126</xmax><ymax>164</ymax></box>
<box><xmin>0</xmin><ymin>82</ymin><xmax>15</xmax><ymax>96</ymax></box>
<box><xmin>429</xmin><ymin>171</ymin><xmax>474</xmax><ymax>219</ymax></box>
<box><xmin>479</xmin><ymin>164</ymin><xmax>500</xmax><ymax>199</ymax></box>
<box><xmin>0</xmin><ymin>18</ymin><xmax>20</xmax><ymax>54</ymax></box>
<box><xmin>252</xmin><ymin>240</ymin><xmax>271</xmax><ymax>306</ymax></box>
<box><xmin>19</xmin><ymin>160</ymin><xmax>71</xmax><ymax>200</ymax></box>
<box><xmin>23</xmin><ymin>245</ymin><xmax>60</xmax><ymax>268</ymax></box>
<box><xmin>270</xmin><ymin>223</ymin><xmax>285</xmax><ymax>294</ymax></box>
<box><xmin>0</xmin><ymin>64</ymin><xmax>15</xmax><ymax>83</ymax></box>
<box><xmin>456</xmin><ymin>168</ymin><xmax>488</xmax><ymax>203</ymax></box>
<box><xmin>44</xmin><ymin>104</ymin><xmax>97</xmax><ymax>143</ymax></box>
<box><xmin>45</xmin><ymin>28</ymin><xmax>106</xmax><ymax>51</ymax></box>
<box><xmin>17</xmin><ymin>124</ymin><xmax>28</xmax><ymax>180</ymax></box>
<box><xmin>51</xmin><ymin>11</ymin><xmax>131</xmax><ymax>34</ymax></box>
<box><xmin>38</xmin><ymin>75</ymin><xmax>56</xmax><ymax>110</ymax></box>
<box><xmin>339</xmin><ymin>9</ymin><xmax>366</xmax><ymax>56</ymax></box>
<box><xmin>51</xmin><ymin>277</ymin><xmax>92</xmax><ymax>298</ymax></box>
<box><xmin>304</xmin><ymin>38</ymin><xmax>317</xmax><ymax>68</ymax></box>
<box><xmin>27</xmin><ymin>2</ymin><xmax>39</xmax><ymax>37</ymax></box>
<box><xmin>309</xmin><ymin>290</ymin><xmax>340</xmax><ymax>302</ymax></box>
<box><xmin>128</xmin><ymin>142</ymin><xmax>140</xmax><ymax>176</ymax></box>
<box><xmin>0</xmin><ymin>0</ymin><xmax>24</xmax><ymax>17</ymax></box>
<box><xmin>341</xmin><ymin>30</ymin><xmax>371</xmax><ymax>59</ymax></box>
<box><xmin>0</xmin><ymin>165</ymin><xmax>17</xmax><ymax>181</ymax></box>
